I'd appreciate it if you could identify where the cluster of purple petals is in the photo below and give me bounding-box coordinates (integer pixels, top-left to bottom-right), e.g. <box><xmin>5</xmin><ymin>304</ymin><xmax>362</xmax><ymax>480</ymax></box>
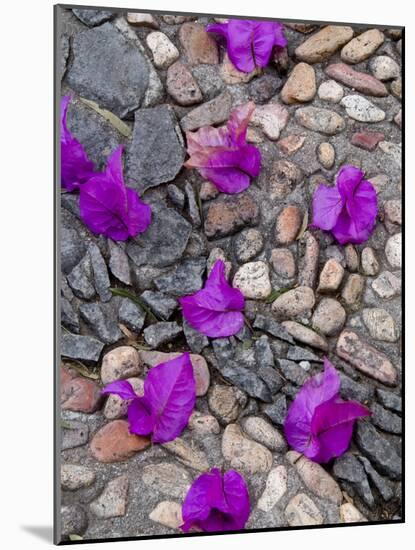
<box><xmin>311</xmin><ymin>165</ymin><xmax>378</xmax><ymax>245</ymax></box>
<box><xmin>206</xmin><ymin>19</ymin><xmax>287</xmax><ymax>73</ymax></box>
<box><xmin>60</xmin><ymin>96</ymin><xmax>151</xmax><ymax>241</ymax></box>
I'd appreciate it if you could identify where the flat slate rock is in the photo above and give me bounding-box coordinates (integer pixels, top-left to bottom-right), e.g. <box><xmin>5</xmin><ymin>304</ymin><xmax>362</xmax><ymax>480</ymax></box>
<box><xmin>126</xmin><ymin>202</ymin><xmax>192</xmax><ymax>268</ymax></box>
<box><xmin>140</xmin><ymin>290</ymin><xmax>178</xmax><ymax>320</ymax></box>
<box><xmin>218</xmin><ymin>361</ymin><xmax>273</xmax><ymax>403</ymax></box>
<box><xmin>65</xmin><ymin>99</ymin><xmax>123</xmax><ymax>171</ymax></box>
<box><xmin>79</xmin><ymin>302</ymin><xmax>123</xmax><ymax>344</ymax></box>
<box><xmin>66</xmin><ymin>22</ymin><xmax>149</xmax><ymax>118</ymax></box>
<box><xmin>126</xmin><ymin>105</ymin><xmax>185</xmax><ymax>191</ymax></box>
<box><xmin>61</xmin><ymin>224</ymin><xmax>86</xmax><ymax>275</ymax></box>
<box><xmin>354</xmin><ymin>422</ymin><xmax>401</xmax><ymax>480</ymax></box>
<box><xmin>253</xmin><ymin>314</ymin><xmax>295</xmax><ymax>344</ymax></box>
<box><xmin>154</xmin><ymin>258</ymin><xmax>206</xmax><ymax>296</ymax></box>
<box><xmin>72</xmin><ymin>9</ymin><xmax>114</xmax><ymax>27</ymax></box>
<box><xmin>61</xmin><ymin>333</ymin><xmax>105</xmax><ymax>362</ymax></box>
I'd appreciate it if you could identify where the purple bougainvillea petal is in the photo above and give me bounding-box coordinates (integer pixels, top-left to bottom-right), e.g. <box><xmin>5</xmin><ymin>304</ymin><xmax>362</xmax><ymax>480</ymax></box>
<box><xmin>284</xmin><ymin>358</ymin><xmax>369</xmax><ymax>463</ymax></box>
<box><xmin>143</xmin><ymin>353</ymin><xmax>196</xmax><ymax>444</ymax></box>
<box><xmin>311</xmin><ymin>164</ymin><xmax>377</xmax><ymax>245</ymax></box>
<box><xmin>101</xmin><ymin>379</ymin><xmax>138</xmax><ymax>400</ymax></box>
<box><xmin>312</xmin><ymin>184</ymin><xmax>344</xmax><ymax>231</ymax></box>
<box><xmin>181</xmin><ymin>468</ymin><xmax>250</xmax><ymax>533</ymax></box>
<box><xmin>79</xmin><ymin>146</ymin><xmax>151</xmax><ymax>241</ymax></box>
<box><xmin>60</xmin><ymin>95</ymin><xmax>97</xmax><ymax>191</ymax></box>
<box><xmin>179</xmin><ymin>260</ymin><xmax>245</xmax><ymax>338</ymax></box>
<box><xmin>207</xmin><ymin>20</ymin><xmax>287</xmax><ymax>73</ymax></box>
<box><xmin>185</xmin><ymin>102</ymin><xmax>261</xmax><ymax>194</ymax></box>
<box><xmin>127</xmin><ymin>396</ymin><xmax>155</xmax><ymax>436</ymax></box>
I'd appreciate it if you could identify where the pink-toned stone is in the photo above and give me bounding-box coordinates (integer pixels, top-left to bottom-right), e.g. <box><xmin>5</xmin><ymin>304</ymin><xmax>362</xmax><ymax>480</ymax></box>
<box><xmin>139</xmin><ymin>351</ymin><xmax>210</xmax><ymax>396</ymax></box>
<box><xmin>250</xmin><ymin>103</ymin><xmax>290</xmax><ymax>140</ymax></box>
<box><xmin>298</xmin><ymin>232</ymin><xmax>319</xmax><ymax>289</ymax></box>
<box><xmin>271</xmin><ymin>248</ymin><xmax>296</xmax><ymax>278</ymax></box>
<box><xmin>179</xmin><ymin>23</ymin><xmax>219</xmax><ymax>65</ymax></box>
<box><xmin>351</xmin><ymin>132</ymin><xmax>385</xmax><ymax>151</ymax></box>
<box><xmin>325</xmin><ymin>63</ymin><xmax>388</xmax><ymax>97</ymax></box>
<box><xmin>336</xmin><ymin>330</ymin><xmax>398</xmax><ymax>386</ymax></box>
<box><xmin>90</xmin><ymin>420</ymin><xmax>150</xmax><ymax>462</ymax></box>
<box><xmin>278</xmin><ymin>134</ymin><xmax>306</xmax><ymax>155</ymax></box>
<box><xmin>166</xmin><ymin>61</ymin><xmax>202</xmax><ymax>106</ymax></box>
<box><xmin>275</xmin><ymin>206</ymin><xmax>302</xmax><ymax>245</ymax></box>
<box><xmin>199</xmin><ymin>180</ymin><xmax>219</xmax><ymax>201</ymax></box>
<box><xmin>61</xmin><ymin>366</ymin><xmax>102</xmax><ymax>413</ymax></box>
<box><xmin>204</xmin><ymin>195</ymin><xmax>259</xmax><ymax>239</ymax></box>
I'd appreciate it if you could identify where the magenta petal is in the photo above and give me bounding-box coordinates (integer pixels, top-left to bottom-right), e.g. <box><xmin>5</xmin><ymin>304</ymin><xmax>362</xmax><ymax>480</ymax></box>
<box><xmin>179</xmin><ymin>260</ymin><xmax>245</xmax><ymax>338</ymax></box>
<box><xmin>312</xmin><ymin>183</ymin><xmax>344</xmax><ymax>231</ymax></box>
<box><xmin>79</xmin><ymin>146</ymin><xmax>151</xmax><ymax>241</ymax></box>
<box><xmin>181</xmin><ymin>468</ymin><xmax>250</xmax><ymax>533</ymax></box>
<box><xmin>143</xmin><ymin>353</ymin><xmax>196</xmax><ymax>444</ymax></box>
<box><xmin>127</xmin><ymin>396</ymin><xmax>155</xmax><ymax>436</ymax></box>
<box><xmin>205</xmin><ymin>22</ymin><xmax>229</xmax><ymax>40</ymax></box>
<box><xmin>336</xmin><ymin>165</ymin><xmax>365</xmax><ymax>200</ymax></box>
<box><xmin>185</xmin><ymin>102</ymin><xmax>260</xmax><ymax>194</ymax></box>
<box><xmin>60</xmin><ymin>95</ymin><xmax>97</xmax><ymax>191</ymax></box>
<box><xmin>226</xmin><ymin>20</ymin><xmax>257</xmax><ymax>73</ymax></box>
<box><xmin>101</xmin><ymin>379</ymin><xmax>138</xmax><ymax>400</ymax></box>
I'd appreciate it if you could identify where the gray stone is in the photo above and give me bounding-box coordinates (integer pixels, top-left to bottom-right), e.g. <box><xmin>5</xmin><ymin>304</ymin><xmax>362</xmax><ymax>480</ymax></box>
<box><xmin>67</xmin><ymin>255</ymin><xmax>95</xmax><ymax>300</ymax></box>
<box><xmin>312</xmin><ymin>298</ymin><xmax>346</xmax><ymax>336</ymax></box>
<box><xmin>369</xmin><ymin>55</ymin><xmax>400</xmax><ymax>81</ymax></box>
<box><xmin>258</xmin><ymin>366</ymin><xmax>284</xmax><ymax>394</ymax></box>
<box><xmin>72</xmin><ymin>9</ymin><xmax>114</xmax><ymax>26</ymax></box>
<box><xmin>376</xmin><ymin>389</ymin><xmax>401</xmax><ymax>413</ymax></box>
<box><xmin>61</xmin><ymin>333</ymin><xmax>104</xmax><ymax>362</ymax></box>
<box><xmin>61</xmin><ymin>225</ymin><xmax>86</xmax><ymax>275</ymax></box>
<box><xmin>140</xmin><ymin>290</ymin><xmax>177</xmax><ymax>320</ymax></box>
<box><xmin>65</xmin><ymin>99</ymin><xmax>123</xmax><ymax>171</ymax></box>
<box><xmin>362</xmin><ymin>308</ymin><xmax>398</xmax><ymax>342</ymax></box>
<box><xmin>126</xmin><ymin>105</ymin><xmax>185</xmax><ymax>191</ymax></box>
<box><xmin>295</xmin><ymin>107</ymin><xmax>345</xmax><ymax>135</ymax></box>
<box><xmin>154</xmin><ymin>257</ymin><xmax>206</xmax><ymax>296</ymax></box>
<box><xmin>358</xmin><ymin>456</ymin><xmax>394</xmax><ymax>501</ymax></box>
<box><xmin>191</xmin><ymin>65</ymin><xmax>224</xmax><ymax>101</ymax></box>
<box><xmin>272</xmin><ymin>287</ymin><xmax>315</xmax><ymax>320</ymax></box>
<box><xmin>108</xmin><ymin>240</ymin><xmax>131</xmax><ymax>285</ymax></box>
<box><xmin>287</xmin><ymin>346</ymin><xmax>322</xmax><ymax>362</ymax></box>
<box><xmin>61</xmin><ymin>464</ymin><xmax>96</xmax><ymax>491</ymax></box>
<box><xmin>66</xmin><ymin>23</ymin><xmax>149</xmax><ymax>118</ymax></box>
<box><xmin>278</xmin><ymin>359</ymin><xmax>307</xmax><ymax>386</ymax></box>
<box><xmin>167</xmin><ymin>184</ymin><xmax>185</xmax><ymax>209</ymax></box>
<box><xmin>339</xmin><ymin>372</ymin><xmax>373</xmax><ymax>403</ymax></box>
<box><xmin>127</xmin><ymin>202</ymin><xmax>192</xmax><ymax>268</ymax></box>
<box><xmin>143</xmin><ymin>322</ymin><xmax>182</xmax><ymax>347</ymax></box>
<box><xmin>333</xmin><ymin>453</ymin><xmax>374</xmax><ymax>508</ymax></box>
<box><xmin>61</xmin><ymin>420</ymin><xmax>89</xmax><ymax>450</ymax></box>
<box><xmin>234</xmin><ymin>229</ymin><xmax>264</xmax><ymax>263</ymax></box>
<box><xmin>88</xmin><ymin>243</ymin><xmax>112</xmax><ymax>302</ymax></box>
<box><xmin>217</xmin><ymin>361</ymin><xmax>273</xmax><ymax>402</ymax></box>
<box><xmin>180</xmin><ymin>90</ymin><xmax>232</xmax><ymax>131</ymax></box>
<box><xmin>253</xmin><ymin>314</ymin><xmax>294</xmax><ymax>343</ymax></box>
<box><xmin>185</xmin><ymin>181</ymin><xmax>201</xmax><ymax>227</ymax></box>
<box><xmin>90</xmin><ymin>475</ymin><xmax>129</xmax><ymax>518</ymax></box>
<box><xmin>142</xmin><ymin>463</ymin><xmax>191</xmax><ymax>499</ymax></box>
<box><xmin>341</xmin><ymin>95</ymin><xmax>386</xmax><ymax>122</ymax></box>
<box><xmin>208</xmin><ymin>384</ymin><xmax>247</xmax><ymax>425</ymax></box>
<box><xmin>222</xmin><ymin>424</ymin><xmax>273</xmax><ymax>474</ymax></box>
<box><xmin>371</xmin><ymin>403</ymin><xmax>402</xmax><ymax>434</ymax></box>
<box><xmin>249</xmin><ymin>74</ymin><xmax>283</xmax><ymax>104</ymax></box>
<box><xmin>61</xmin><ymin>504</ymin><xmax>88</xmax><ymax>538</ymax></box>
<box><xmin>118</xmin><ymin>298</ymin><xmax>146</xmax><ymax>333</ymax></box>
<box><xmin>355</xmin><ymin>422</ymin><xmax>401</xmax><ymax>479</ymax></box>
<box><xmin>61</xmin><ymin>297</ymin><xmax>79</xmax><ymax>333</ymax></box>
<box><xmin>372</xmin><ymin>271</ymin><xmax>401</xmax><ymax>299</ymax></box>
<box><xmin>61</xmin><ymin>34</ymin><xmax>70</xmax><ymax>79</ymax></box>
<box><xmin>183</xmin><ymin>319</ymin><xmax>209</xmax><ymax>353</ymax></box>
<box><xmin>262</xmin><ymin>394</ymin><xmax>287</xmax><ymax>426</ymax></box>
<box><xmin>255</xmin><ymin>335</ymin><xmax>274</xmax><ymax>368</ymax></box>
<box><xmin>80</xmin><ymin>302</ymin><xmax>122</xmax><ymax>344</ymax></box>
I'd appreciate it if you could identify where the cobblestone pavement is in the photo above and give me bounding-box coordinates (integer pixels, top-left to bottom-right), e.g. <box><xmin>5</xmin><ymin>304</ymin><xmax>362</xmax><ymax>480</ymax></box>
<box><xmin>58</xmin><ymin>7</ymin><xmax>402</xmax><ymax>542</ymax></box>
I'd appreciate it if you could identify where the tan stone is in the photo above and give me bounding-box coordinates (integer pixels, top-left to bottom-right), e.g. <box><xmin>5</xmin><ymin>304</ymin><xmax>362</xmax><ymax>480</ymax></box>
<box><xmin>222</xmin><ymin>424</ymin><xmax>273</xmax><ymax>474</ymax></box>
<box><xmin>281</xmin><ymin>62</ymin><xmax>316</xmax><ymax>104</ymax></box>
<box><xmin>341</xmin><ymin>29</ymin><xmax>385</xmax><ymax>63</ymax></box>
<box><xmin>295</xmin><ymin>25</ymin><xmax>354</xmax><ymax>63</ymax></box>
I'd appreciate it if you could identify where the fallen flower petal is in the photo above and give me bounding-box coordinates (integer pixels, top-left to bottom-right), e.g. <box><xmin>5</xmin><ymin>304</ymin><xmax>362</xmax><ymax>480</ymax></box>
<box><xmin>181</xmin><ymin>468</ymin><xmax>250</xmax><ymax>532</ymax></box>
<box><xmin>185</xmin><ymin>102</ymin><xmax>261</xmax><ymax>194</ymax></box>
<box><xmin>79</xmin><ymin>145</ymin><xmax>151</xmax><ymax>241</ymax></box>
<box><xmin>179</xmin><ymin>260</ymin><xmax>245</xmax><ymax>338</ymax></box>
<box><xmin>60</xmin><ymin>95</ymin><xmax>97</xmax><ymax>191</ymax></box>
<box><xmin>284</xmin><ymin>358</ymin><xmax>370</xmax><ymax>463</ymax></box>
<box><xmin>206</xmin><ymin>19</ymin><xmax>287</xmax><ymax>73</ymax></box>
<box><xmin>101</xmin><ymin>353</ymin><xmax>196</xmax><ymax>444</ymax></box>
<box><xmin>311</xmin><ymin>165</ymin><xmax>377</xmax><ymax>245</ymax></box>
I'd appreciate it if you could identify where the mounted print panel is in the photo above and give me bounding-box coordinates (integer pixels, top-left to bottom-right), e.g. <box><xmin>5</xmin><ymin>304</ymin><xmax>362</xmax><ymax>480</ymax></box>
<box><xmin>55</xmin><ymin>4</ymin><xmax>404</xmax><ymax>544</ymax></box>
